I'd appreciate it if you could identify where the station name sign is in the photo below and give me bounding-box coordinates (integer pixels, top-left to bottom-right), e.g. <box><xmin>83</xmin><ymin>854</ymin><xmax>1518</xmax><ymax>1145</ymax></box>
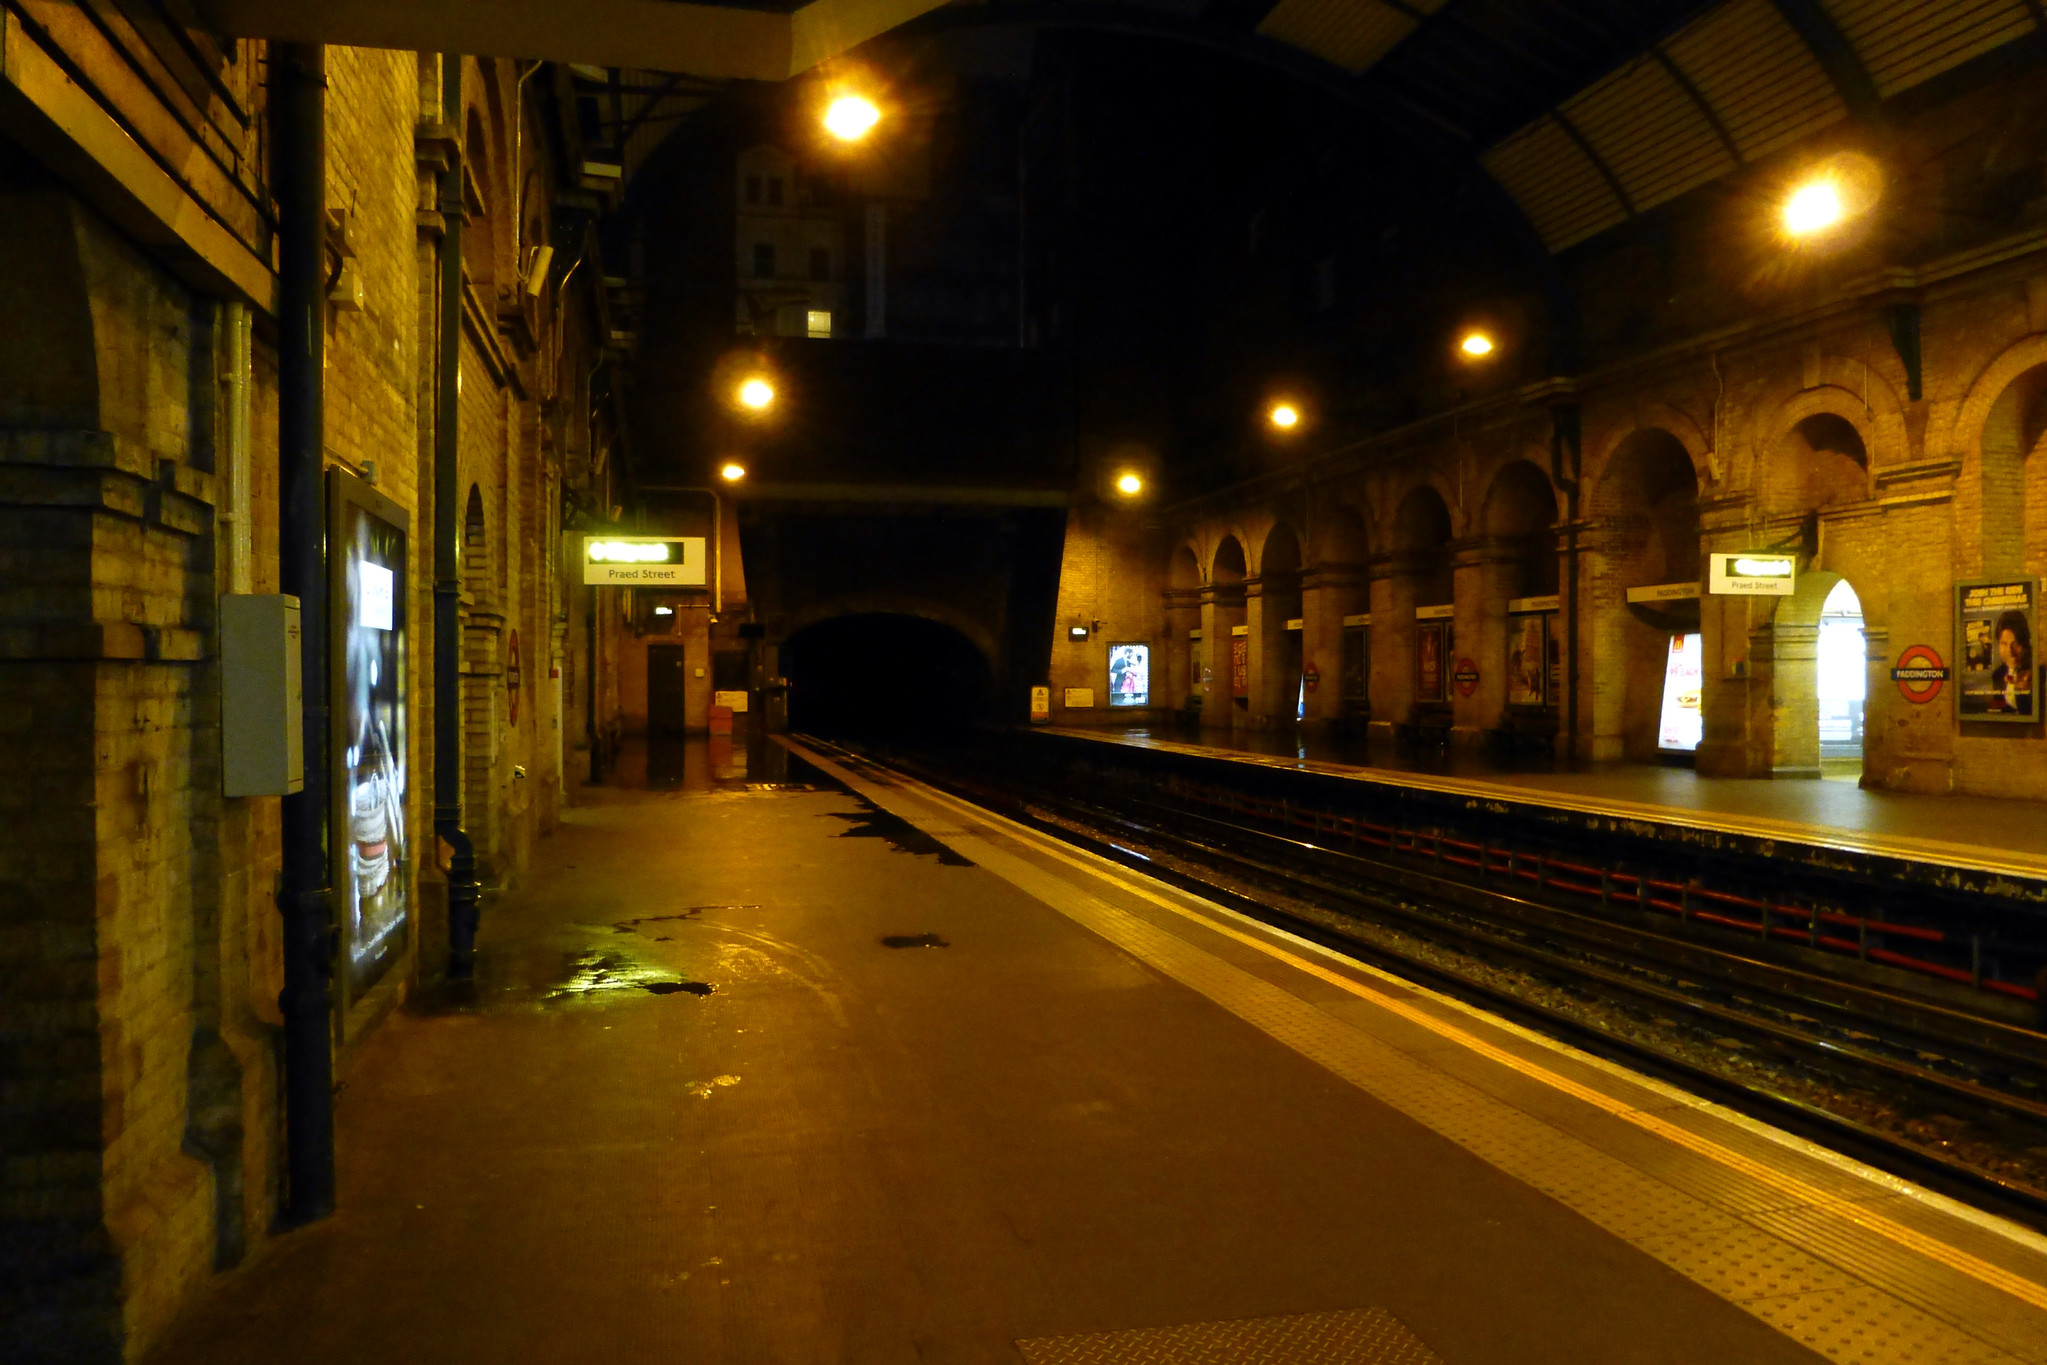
<box><xmin>582</xmin><ymin>536</ymin><xmax>706</xmax><ymax>586</ymax></box>
<box><xmin>1708</xmin><ymin>552</ymin><xmax>1796</xmax><ymax>596</ymax></box>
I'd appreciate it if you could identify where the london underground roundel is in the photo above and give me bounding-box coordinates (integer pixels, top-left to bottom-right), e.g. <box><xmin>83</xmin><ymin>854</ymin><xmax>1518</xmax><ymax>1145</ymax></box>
<box><xmin>1891</xmin><ymin>645</ymin><xmax>1948</xmax><ymax>704</ymax></box>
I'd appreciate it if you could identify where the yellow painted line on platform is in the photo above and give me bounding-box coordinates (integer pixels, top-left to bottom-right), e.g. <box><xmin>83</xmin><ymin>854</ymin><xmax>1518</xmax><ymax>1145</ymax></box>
<box><xmin>789</xmin><ymin>739</ymin><xmax>2047</xmax><ymax>1319</ymax></box>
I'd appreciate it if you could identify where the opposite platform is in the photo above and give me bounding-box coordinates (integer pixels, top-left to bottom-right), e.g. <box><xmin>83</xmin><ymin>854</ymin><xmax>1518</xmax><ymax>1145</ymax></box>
<box><xmin>1040</xmin><ymin>727</ymin><xmax>2047</xmax><ymax>888</ymax></box>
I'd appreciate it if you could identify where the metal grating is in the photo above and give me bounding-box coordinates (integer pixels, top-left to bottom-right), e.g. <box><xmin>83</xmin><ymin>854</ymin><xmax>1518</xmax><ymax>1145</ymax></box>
<box><xmin>1663</xmin><ymin>0</ymin><xmax>1845</xmax><ymax>161</ymax></box>
<box><xmin>1561</xmin><ymin>56</ymin><xmax>1737</xmax><ymax>215</ymax></box>
<box><xmin>1822</xmin><ymin>0</ymin><xmax>2038</xmax><ymax>98</ymax></box>
<box><xmin>1256</xmin><ymin>0</ymin><xmax>1445</xmax><ymax>75</ymax></box>
<box><xmin>1481</xmin><ymin>116</ymin><xmax>1629</xmax><ymax>251</ymax></box>
<box><xmin>1015</xmin><ymin>1307</ymin><xmax>1445</xmax><ymax>1364</ymax></box>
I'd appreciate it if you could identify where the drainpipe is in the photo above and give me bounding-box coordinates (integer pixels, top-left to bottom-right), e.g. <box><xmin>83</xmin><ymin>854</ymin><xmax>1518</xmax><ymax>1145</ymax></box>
<box><xmin>1550</xmin><ymin>402</ymin><xmax>1583</xmax><ymax>766</ymax></box>
<box><xmin>273</xmin><ymin>41</ymin><xmax>335</xmax><ymax>1226</ymax></box>
<box><xmin>435</xmin><ymin>53</ymin><xmax>482</xmax><ymax>977</ymax></box>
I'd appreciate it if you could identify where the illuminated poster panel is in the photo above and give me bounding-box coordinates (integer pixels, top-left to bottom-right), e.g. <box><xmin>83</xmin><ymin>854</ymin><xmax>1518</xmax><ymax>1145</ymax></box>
<box><xmin>1108</xmin><ymin>643</ymin><xmax>1150</xmax><ymax>707</ymax></box>
<box><xmin>330</xmin><ymin>471</ymin><xmax>410</xmax><ymax>998</ymax></box>
<box><xmin>1657</xmin><ymin>632</ymin><xmax>1704</xmax><ymax>753</ymax></box>
<box><xmin>1416</xmin><ymin>622</ymin><xmax>1446</xmax><ymax>703</ymax></box>
<box><xmin>1506</xmin><ymin>613</ymin><xmax>1551</xmax><ymax>707</ymax></box>
<box><xmin>1957</xmin><ymin>579</ymin><xmax>2036</xmax><ymax>721</ymax></box>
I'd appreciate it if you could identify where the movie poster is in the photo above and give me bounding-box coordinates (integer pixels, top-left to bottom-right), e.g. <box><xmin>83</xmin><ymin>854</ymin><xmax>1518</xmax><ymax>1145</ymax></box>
<box><xmin>1231</xmin><ymin>634</ymin><xmax>1249</xmax><ymax>698</ymax></box>
<box><xmin>1108</xmin><ymin>643</ymin><xmax>1150</xmax><ymax>707</ymax></box>
<box><xmin>1506</xmin><ymin>613</ymin><xmax>1550</xmax><ymax>708</ymax></box>
<box><xmin>1416</xmin><ymin>622</ymin><xmax>1445</xmax><ymax>702</ymax></box>
<box><xmin>333</xmin><ymin>477</ymin><xmax>409</xmax><ymax>995</ymax></box>
<box><xmin>1958</xmin><ymin>580</ymin><xmax>2036</xmax><ymax>721</ymax></box>
<box><xmin>1657</xmin><ymin>632</ymin><xmax>1704</xmax><ymax>752</ymax></box>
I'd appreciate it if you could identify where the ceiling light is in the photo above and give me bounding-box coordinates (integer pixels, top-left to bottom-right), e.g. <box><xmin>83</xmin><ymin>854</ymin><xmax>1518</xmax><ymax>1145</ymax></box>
<box><xmin>1783</xmin><ymin>178</ymin><xmax>1844</xmax><ymax>237</ymax></box>
<box><xmin>823</xmin><ymin>95</ymin><xmax>881</xmax><ymax>142</ymax></box>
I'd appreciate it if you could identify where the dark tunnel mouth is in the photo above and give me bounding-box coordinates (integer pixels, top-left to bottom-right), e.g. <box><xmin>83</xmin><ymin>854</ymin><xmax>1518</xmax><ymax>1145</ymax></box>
<box><xmin>785</xmin><ymin>612</ymin><xmax>995</xmax><ymax>739</ymax></box>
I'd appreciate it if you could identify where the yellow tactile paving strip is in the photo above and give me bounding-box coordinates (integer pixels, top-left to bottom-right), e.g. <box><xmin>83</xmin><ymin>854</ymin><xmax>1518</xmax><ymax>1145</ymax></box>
<box><xmin>787</xmin><ymin>738</ymin><xmax>2047</xmax><ymax>1365</ymax></box>
<box><xmin>1015</xmin><ymin>1306</ymin><xmax>1444</xmax><ymax>1363</ymax></box>
<box><xmin>1041</xmin><ymin>728</ymin><xmax>2047</xmax><ymax>884</ymax></box>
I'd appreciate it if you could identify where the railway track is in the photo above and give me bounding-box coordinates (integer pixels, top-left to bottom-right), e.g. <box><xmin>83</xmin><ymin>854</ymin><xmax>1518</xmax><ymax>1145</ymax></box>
<box><xmin>811</xmin><ymin>737</ymin><xmax>2047</xmax><ymax>1229</ymax></box>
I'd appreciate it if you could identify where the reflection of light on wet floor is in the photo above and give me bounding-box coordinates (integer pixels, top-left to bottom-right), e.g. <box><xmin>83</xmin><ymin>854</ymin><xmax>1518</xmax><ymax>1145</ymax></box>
<box><xmin>683</xmin><ymin>1075</ymin><xmax>740</xmax><ymax>1098</ymax></box>
<box><xmin>548</xmin><ymin>950</ymin><xmax>713</xmax><ymax>1001</ymax></box>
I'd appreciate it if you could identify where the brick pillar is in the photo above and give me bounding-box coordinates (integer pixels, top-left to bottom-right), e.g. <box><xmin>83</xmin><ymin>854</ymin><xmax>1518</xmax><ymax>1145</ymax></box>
<box><xmin>1450</xmin><ymin>537</ymin><xmax>1517</xmax><ymax>748</ymax></box>
<box><xmin>1299</xmin><ymin>566</ymin><xmax>1361</xmax><ymax>728</ymax></box>
<box><xmin>1162</xmin><ymin>589</ymin><xmax>1200</xmax><ymax>715</ymax></box>
<box><xmin>1371</xmin><ymin>555</ymin><xmax>1418</xmax><ymax>738</ymax></box>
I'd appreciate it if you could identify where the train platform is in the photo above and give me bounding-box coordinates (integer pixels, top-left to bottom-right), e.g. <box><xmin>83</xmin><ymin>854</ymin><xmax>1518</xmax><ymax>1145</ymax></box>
<box><xmin>147</xmin><ymin>737</ymin><xmax>2047</xmax><ymax>1365</ymax></box>
<box><xmin>1042</xmin><ymin>727</ymin><xmax>2047</xmax><ymax>885</ymax></box>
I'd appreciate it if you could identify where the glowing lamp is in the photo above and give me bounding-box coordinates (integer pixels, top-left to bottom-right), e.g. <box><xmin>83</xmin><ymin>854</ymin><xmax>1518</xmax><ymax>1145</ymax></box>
<box><xmin>824</xmin><ymin>95</ymin><xmax>881</xmax><ymax>142</ymax></box>
<box><xmin>1460</xmin><ymin>332</ymin><xmax>1495</xmax><ymax>358</ymax></box>
<box><xmin>1269</xmin><ymin>403</ymin><xmax>1300</xmax><ymax>430</ymax></box>
<box><xmin>737</xmin><ymin>378</ymin><xmax>774</xmax><ymax>410</ymax></box>
<box><xmin>1116</xmin><ymin>472</ymin><xmax>1143</xmax><ymax>496</ymax></box>
<box><xmin>1783</xmin><ymin>179</ymin><xmax>1844</xmax><ymax>237</ymax></box>
<box><xmin>720</xmin><ymin>463</ymin><xmax>747</xmax><ymax>483</ymax></box>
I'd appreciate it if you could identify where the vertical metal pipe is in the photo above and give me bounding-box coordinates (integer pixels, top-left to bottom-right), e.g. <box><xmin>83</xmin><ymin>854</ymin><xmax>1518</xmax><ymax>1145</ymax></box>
<box><xmin>434</xmin><ymin>54</ymin><xmax>481</xmax><ymax>977</ymax></box>
<box><xmin>273</xmin><ymin>40</ymin><xmax>335</xmax><ymax>1226</ymax></box>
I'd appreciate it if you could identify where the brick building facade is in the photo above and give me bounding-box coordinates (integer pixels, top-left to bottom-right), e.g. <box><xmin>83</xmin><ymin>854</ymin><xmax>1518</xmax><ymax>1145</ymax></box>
<box><xmin>0</xmin><ymin>29</ymin><xmax>609</xmax><ymax>1362</ymax></box>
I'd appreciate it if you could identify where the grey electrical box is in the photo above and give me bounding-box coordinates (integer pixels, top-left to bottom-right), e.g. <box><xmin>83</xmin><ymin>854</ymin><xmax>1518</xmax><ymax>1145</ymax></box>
<box><xmin>221</xmin><ymin>594</ymin><xmax>304</xmax><ymax>797</ymax></box>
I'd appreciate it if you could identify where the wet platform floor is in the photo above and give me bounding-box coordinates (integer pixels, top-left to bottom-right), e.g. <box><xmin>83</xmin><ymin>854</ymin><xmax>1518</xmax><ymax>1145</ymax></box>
<box><xmin>146</xmin><ymin>738</ymin><xmax>2047</xmax><ymax>1364</ymax></box>
<box><xmin>1056</xmin><ymin>726</ymin><xmax>2047</xmax><ymax>878</ymax></box>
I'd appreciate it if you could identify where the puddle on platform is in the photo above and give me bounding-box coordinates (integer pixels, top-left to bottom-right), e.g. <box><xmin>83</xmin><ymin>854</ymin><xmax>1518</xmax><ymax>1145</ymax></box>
<box><xmin>827</xmin><ymin>803</ymin><xmax>973</xmax><ymax>866</ymax></box>
<box><xmin>549</xmin><ymin>950</ymin><xmax>716</xmax><ymax>1002</ymax></box>
<box><xmin>643</xmin><ymin>980</ymin><xmax>715</xmax><ymax>996</ymax></box>
<box><xmin>881</xmin><ymin>933</ymin><xmax>950</xmax><ymax>949</ymax></box>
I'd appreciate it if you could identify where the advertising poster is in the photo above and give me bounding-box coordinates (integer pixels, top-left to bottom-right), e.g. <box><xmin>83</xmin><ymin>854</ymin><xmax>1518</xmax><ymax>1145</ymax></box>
<box><xmin>1416</xmin><ymin>622</ymin><xmax>1445</xmax><ymax>702</ymax></box>
<box><xmin>1657</xmin><ymin>632</ymin><xmax>1704</xmax><ymax>752</ymax></box>
<box><xmin>1957</xmin><ymin>580</ymin><xmax>2036</xmax><ymax>721</ymax></box>
<box><xmin>1231</xmin><ymin>634</ymin><xmax>1249</xmax><ymax>698</ymax></box>
<box><xmin>331</xmin><ymin>473</ymin><xmax>410</xmax><ymax>998</ymax></box>
<box><xmin>1506</xmin><ymin>613</ymin><xmax>1549</xmax><ymax>707</ymax></box>
<box><xmin>1108</xmin><ymin>643</ymin><xmax>1150</xmax><ymax>707</ymax></box>
<box><xmin>1341</xmin><ymin>625</ymin><xmax>1369</xmax><ymax>703</ymax></box>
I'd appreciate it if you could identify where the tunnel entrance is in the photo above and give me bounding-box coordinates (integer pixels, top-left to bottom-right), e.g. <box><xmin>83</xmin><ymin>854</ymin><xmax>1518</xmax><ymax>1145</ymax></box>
<box><xmin>785</xmin><ymin>614</ymin><xmax>994</xmax><ymax>738</ymax></box>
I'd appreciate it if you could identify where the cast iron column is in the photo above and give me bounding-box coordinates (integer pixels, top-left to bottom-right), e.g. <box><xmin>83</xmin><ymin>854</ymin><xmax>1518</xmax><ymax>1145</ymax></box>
<box><xmin>273</xmin><ymin>40</ymin><xmax>335</xmax><ymax>1225</ymax></box>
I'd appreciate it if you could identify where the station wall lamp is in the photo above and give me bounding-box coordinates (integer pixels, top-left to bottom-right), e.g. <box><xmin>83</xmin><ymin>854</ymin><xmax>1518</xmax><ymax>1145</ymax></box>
<box><xmin>1115</xmin><ymin>471</ymin><xmax>1144</xmax><ymax>496</ymax></box>
<box><xmin>1268</xmin><ymin>402</ymin><xmax>1301</xmax><ymax>430</ymax></box>
<box><xmin>736</xmin><ymin>377</ymin><xmax>775</xmax><ymax>411</ymax></box>
<box><xmin>1777</xmin><ymin>153</ymin><xmax>1881</xmax><ymax>243</ymax></box>
<box><xmin>824</xmin><ymin>94</ymin><xmax>881</xmax><ymax>142</ymax></box>
<box><xmin>720</xmin><ymin>462</ymin><xmax>747</xmax><ymax>482</ymax></box>
<box><xmin>1459</xmin><ymin>331</ymin><xmax>1495</xmax><ymax>358</ymax></box>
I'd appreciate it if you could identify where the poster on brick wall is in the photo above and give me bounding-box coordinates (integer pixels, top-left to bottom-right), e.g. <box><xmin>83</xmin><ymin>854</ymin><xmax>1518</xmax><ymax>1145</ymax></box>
<box><xmin>1107</xmin><ymin>643</ymin><xmax>1150</xmax><ymax>707</ymax></box>
<box><xmin>1416</xmin><ymin>622</ymin><xmax>1446</xmax><ymax>703</ymax></box>
<box><xmin>1506</xmin><ymin>613</ymin><xmax>1551</xmax><ymax>708</ymax></box>
<box><xmin>330</xmin><ymin>471</ymin><xmax>411</xmax><ymax>1001</ymax></box>
<box><xmin>1957</xmin><ymin>579</ymin><xmax>2037</xmax><ymax>721</ymax></box>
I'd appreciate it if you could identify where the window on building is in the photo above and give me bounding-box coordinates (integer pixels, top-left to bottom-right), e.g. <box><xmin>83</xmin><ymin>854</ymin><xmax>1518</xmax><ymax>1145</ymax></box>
<box><xmin>753</xmin><ymin>243</ymin><xmax>775</xmax><ymax>279</ymax></box>
<box><xmin>807</xmin><ymin>310</ymin><xmax>832</xmax><ymax>338</ymax></box>
<box><xmin>745</xmin><ymin>175</ymin><xmax>761</xmax><ymax>205</ymax></box>
<box><xmin>767</xmin><ymin>177</ymin><xmax>784</xmax><ymax>207</ymax></box>
<box><xmin>809</xmin><ymin>246</ymin><xmax>830</xmax><ymax>282</ymax></box>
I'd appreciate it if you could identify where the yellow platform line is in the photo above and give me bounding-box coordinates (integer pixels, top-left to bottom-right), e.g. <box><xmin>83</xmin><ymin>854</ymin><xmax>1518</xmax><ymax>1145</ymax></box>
<box><xmin>802</xmin><ymin>741</ymin><xmax>2047</xmax><ymax>1317</ymax></box>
